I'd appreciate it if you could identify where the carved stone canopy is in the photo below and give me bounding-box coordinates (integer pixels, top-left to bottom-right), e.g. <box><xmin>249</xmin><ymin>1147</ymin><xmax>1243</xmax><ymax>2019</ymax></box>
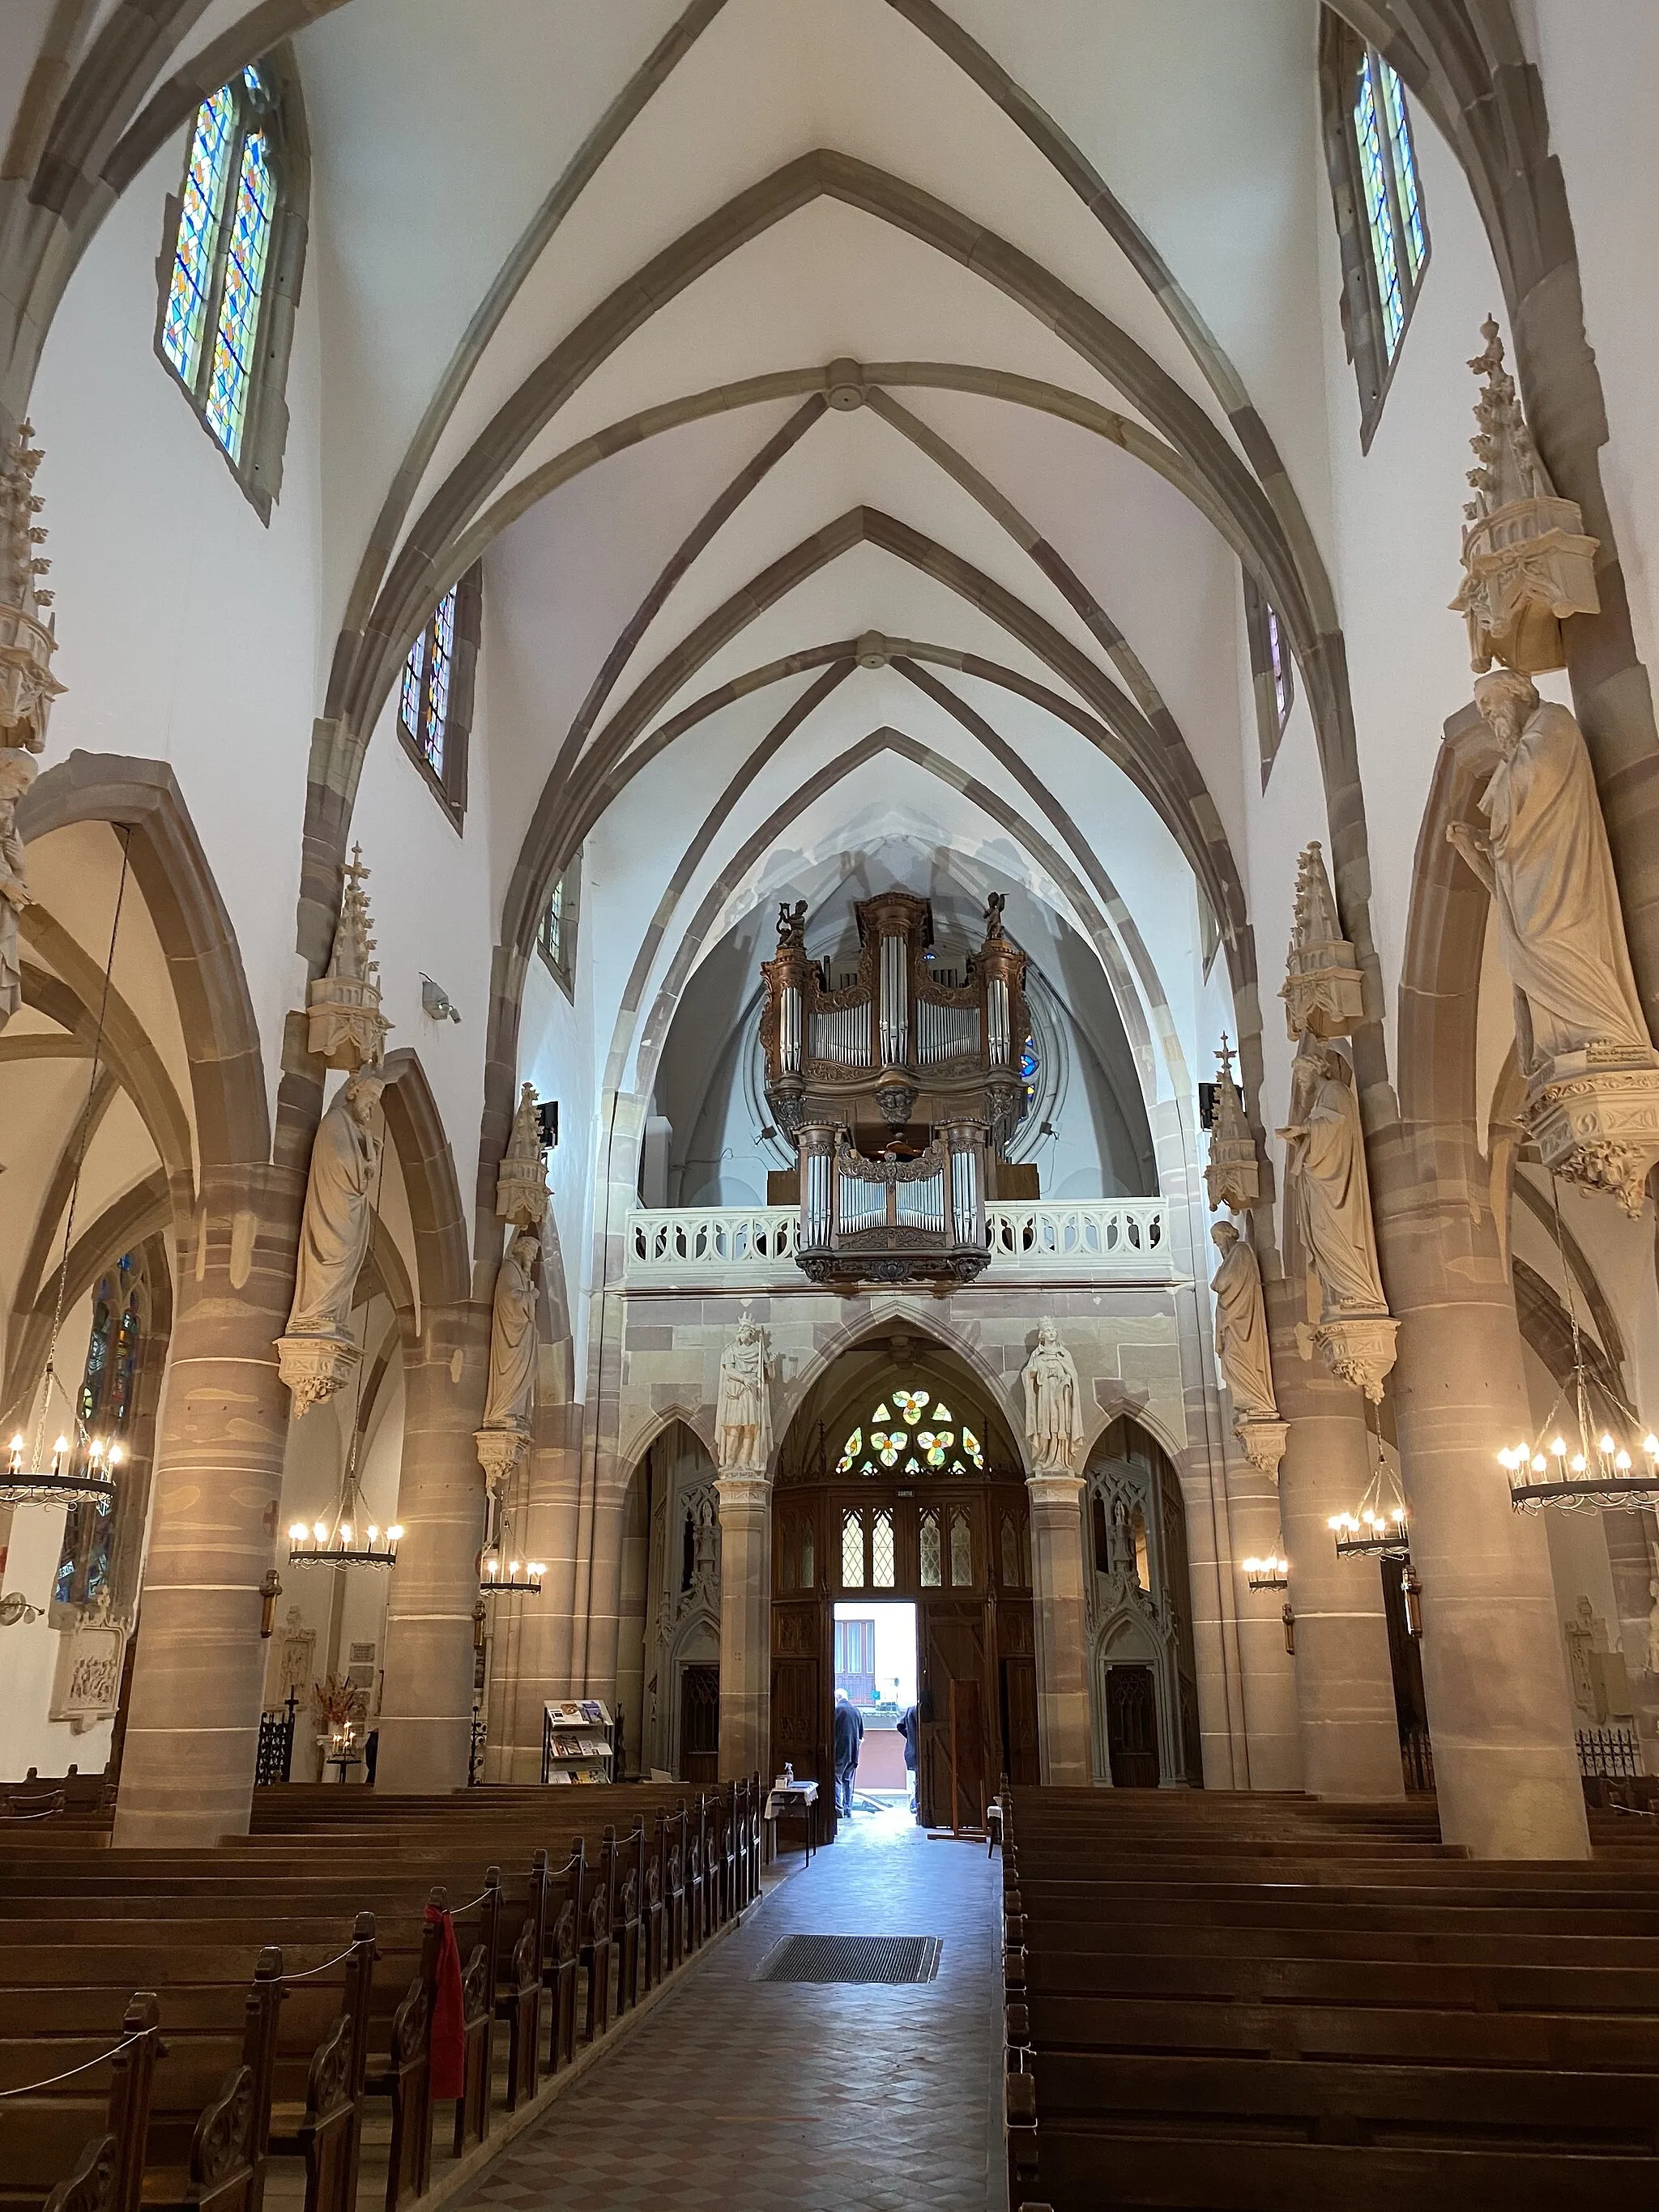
<box><xmin>497</xmin><ymin>1080</ymin><xmax>550</xmax><ymax>1230</ymax></box>
<box><xmin>1281</xmin><ymin>843</ymin><xmax>1364</xmax><ymax>1041</ymax></box>
<box><xmin>307</xmin><ymin>844</ymin><xmax>390</xmax><ymax>1072</ymax></box>
<box><xmin>1450</xmin><ymin>319</ymin><xmax>1599</xmax><ymax>676</ymax></box>
<box><xmin>0</xmin><ymin>422</ymin><xmax>63</xmax><ymax>754</ymax></box>
<box><xmin>1299</xmin><ymin>1313</ymin><xmax>1399</xmax><ymax>1404</ymax></box>
<box><xmin>275</xmin><ymin>1332</ymin><xmax>362</xmax><ymax>1415</ymax></box>
<box><xmin>475</xmin><ymin>1426</ymin><xmax>528</xmax><ymax>1491</ymax></box>
<box><xmin>1204</xmin><ymin>1034</ymin><xmax>1260</xmax><ymax>1213</ymax></box>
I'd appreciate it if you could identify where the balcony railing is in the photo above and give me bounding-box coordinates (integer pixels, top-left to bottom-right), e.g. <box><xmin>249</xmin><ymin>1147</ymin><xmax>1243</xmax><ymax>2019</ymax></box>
<box><xmin>625</xmin><ymin>1199</ymin><xmax>1175</xmax><ymax>1284</ymax></box>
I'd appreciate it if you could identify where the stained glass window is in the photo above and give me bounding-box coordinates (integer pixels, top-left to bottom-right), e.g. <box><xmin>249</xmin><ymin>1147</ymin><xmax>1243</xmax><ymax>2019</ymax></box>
<box><xmin>919</xmin><ymin>1510</ymin><xmax>942</xmax><ymax>1587</ymax></box>
<box><xmin>839</xmin><ymin>1389</ymin><xmax>987</xmax><ymax>1476</ymax></box>
<box><xmin>841</xmin><ymin>1509</ymin><xmax>865</xmax><ymax>1589</ymax></box>
<box><xmin>161</xmin><ymin>86</ymin><xmax>235</xmax><ymax>390</ymax></box>
<box><xmin>1379</xmin><ymin>60</ymin><xmax>1427</xmax><ymax>282</ymax></box>
<box><xmin>403</xmin><ymin>585</ymin><xmax>458</xmax><ymax>776</ymax></box>
<box><xmin>160</xmin><ymin>69</ymin><xmax>290</xmax><ymax>473</ymax></box>
<box><xmin>203</xmin><ymin>124</ymin><xmax>274</xmax><ymax>457</ymax></box>
<box><xmin>537</xmin><ymin>859</ymin><xmax>579</xmax><ymax>986</ymax></box>
<box><xmin>56</xmin><ymin>1256</ymin><xmax>143</xmax><ymax>1611</ymax></box>
<box><xmin>542</xmin><ymin>877</ymin><xmax>564</xmax><ymax>967</ymax></box>
<box><xmin>1354</xmin><ymin>54</ymin><xmax>1405</xmax><ymax>358</ymax></box>
<box><xmin>872</xmin><ymin>1509</ymin><xmax>895</xmax><ymax>1588</ymax></box>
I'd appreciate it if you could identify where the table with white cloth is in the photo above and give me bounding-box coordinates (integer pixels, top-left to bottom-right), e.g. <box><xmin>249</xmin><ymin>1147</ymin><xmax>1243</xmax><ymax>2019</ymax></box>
<box><xmin>763</xmin><ymin>1778</ymin><xmax>820</xmax><ymax>1865</ymax></box>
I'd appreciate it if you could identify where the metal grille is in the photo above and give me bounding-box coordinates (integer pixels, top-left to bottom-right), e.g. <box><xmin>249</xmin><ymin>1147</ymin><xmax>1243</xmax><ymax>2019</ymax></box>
<box><xmin>757</xmin><ymin>1935</ymin><xmax>942</xmax><ymax>1985</ymax></box>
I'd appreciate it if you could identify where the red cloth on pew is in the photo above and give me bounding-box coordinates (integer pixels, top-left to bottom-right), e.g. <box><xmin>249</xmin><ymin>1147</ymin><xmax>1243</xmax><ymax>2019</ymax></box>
<box><xmin>425</xmin><ymin>1903</ymin><xmax>467</xmax><ymax>2099</ymax></box>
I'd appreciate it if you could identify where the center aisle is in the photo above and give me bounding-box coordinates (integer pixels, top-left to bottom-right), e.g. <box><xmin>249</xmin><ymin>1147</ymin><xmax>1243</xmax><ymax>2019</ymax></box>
<box><xmin>457</xmin><ymin>1799</ymin><xmax>1008</xmax><ymax>2212</ymax></box>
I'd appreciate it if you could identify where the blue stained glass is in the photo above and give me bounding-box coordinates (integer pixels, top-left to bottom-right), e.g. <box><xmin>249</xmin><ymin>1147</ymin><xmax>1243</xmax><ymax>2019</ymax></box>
<box><xmin>1354</xmin><ymin>55</ymin><xmax>1405</xmax><ymax>357</ymax></box>
<box><xmin>401</xmin><ymin>629</ymin><xmax>426</xmax><ymax>741</ymax></box>
<box><xmin>423</xmin><ymin>586</ymin><xmax>458</xmax><ymax>774</ymax></box>
<box><xmin>1379</xmin><ymin>62</ymin><xmax>1427</xmax><ymax>280</ymax></box>
<box><xmin>1019</xmin><ymin>1035</ymin><xmax>1039</xmax><ymax>1093</ymax></box>
<box><xmin>162</xmin><ymin>87</ymin><xmax>236</xmax><ymax>388</ymax></box>
<box><xmin>204</xmin><ymin>128</ymin><xmax>275</xmax><ymax>458</ymax></box>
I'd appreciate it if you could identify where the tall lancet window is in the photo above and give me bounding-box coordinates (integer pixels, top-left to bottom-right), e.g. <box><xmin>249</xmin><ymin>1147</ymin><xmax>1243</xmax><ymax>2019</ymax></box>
<box><xmin>1320</xmin><ymin>13</ymin><xmax>1431</xmax><ymax>449</ymax></box>
<box><xmin>397</xmin><ymin>566</ymin><xmax>483</xmax><ymax>826</ymax></box>
<box><xmin>157</xmin><ymin>59</ymin><xmax>306</xmax><ymax>515</ymax></box>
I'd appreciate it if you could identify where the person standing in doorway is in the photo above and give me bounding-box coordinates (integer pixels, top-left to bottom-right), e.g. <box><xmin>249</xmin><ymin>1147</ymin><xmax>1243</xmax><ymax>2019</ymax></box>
<box><xmin>833</xmin><ymin>1689</ymin><xmax>864</xmax><ymax>1817</ymax></box>
<box><xmin>898</xmin><ymin>1703</ymin><xmax>919</xmax><ymax>1813</ymax></box>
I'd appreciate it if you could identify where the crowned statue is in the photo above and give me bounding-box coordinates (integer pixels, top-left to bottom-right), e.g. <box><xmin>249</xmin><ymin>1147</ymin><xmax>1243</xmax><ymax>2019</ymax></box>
<box><xmin>714</xmin><ymin>1313</ymin><xmax>772</xmax><ymax>1476</ymax></box>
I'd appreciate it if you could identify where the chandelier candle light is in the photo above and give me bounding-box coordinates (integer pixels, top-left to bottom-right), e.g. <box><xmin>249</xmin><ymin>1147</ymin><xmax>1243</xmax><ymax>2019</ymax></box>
<box><xmin>1243</xmin><ymin>1548</ymin><xmax>1289</xmax><ymax>1592</ymax></box>
<box><xmin>2</xmin><ymin>1430</ymin><xmax>121</xmax><ymax>1512</ymax></box>
<box><xmin>1500</xmin><ymin>1174</ymin><xmax>1659</xmax><ymax>1514</ymax></box>
<box><xmin>288</xmin><ymin>1511</ymin><xmax>402</xmax><ymax>1568</ymax></box>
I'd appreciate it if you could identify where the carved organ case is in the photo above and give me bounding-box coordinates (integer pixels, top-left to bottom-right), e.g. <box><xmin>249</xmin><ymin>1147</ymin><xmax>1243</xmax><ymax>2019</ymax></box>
<box><xmin>761</xmin><ymin>891</ymin><xmax>1032</xmax><ymax>1285</ymax></box>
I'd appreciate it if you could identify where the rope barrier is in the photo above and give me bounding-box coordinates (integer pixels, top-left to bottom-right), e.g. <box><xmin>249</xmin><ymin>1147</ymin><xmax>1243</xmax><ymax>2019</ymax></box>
<box><xmin>280</xmin><ymin>1941</ymin><xmax>367</xmax><ymax>1983</ymax></box>
<box><xmin>0</xmin><ymin>2031</ymin><xmax>143</xmax><ymax>2099</ymax></box>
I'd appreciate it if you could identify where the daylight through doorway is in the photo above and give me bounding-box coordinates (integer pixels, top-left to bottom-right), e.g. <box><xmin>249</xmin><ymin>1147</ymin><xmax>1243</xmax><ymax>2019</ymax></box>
<box><xmin>834</xmin><ymin>1600</ymin><xmax>918</xmax><ymax>1815</ymax></box>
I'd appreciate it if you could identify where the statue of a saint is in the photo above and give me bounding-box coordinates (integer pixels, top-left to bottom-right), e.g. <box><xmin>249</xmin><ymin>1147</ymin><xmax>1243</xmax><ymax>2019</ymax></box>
<box><xmin>714</xmin><ymin>1317</ymin><xmax>771</xmax><ymax>1474</ymax></box>
<box><xmin>1449</xmin><ymin>670</ymin><xmax>1652</xmax><ymax>1076</ymax></box>
<box><xmin>1209</xmin><ymin>1221</ymin><xmax>1277</xmax><ymax>1421</ymax></box>
<box><xmin>1647</xmin><ymin>1578</ymin><xmax>1659</xmax><ymax>1680</ymax></box>
<box><xmin>1279</xmin><ymin>1040</ymin><xmax>1388</xmax><ymax>1318</ymax></box>
<box><xmin>0</xmin><ymin>748</ymin><xmax>36</xmax><ymax>1029</ymax></box>
<box><xmin>482</xmin><ymin>1231</ymin><xmax>540</xmax><ymax>1433</ymax></box>
<box><xmin>287</xmin><ymin>1072</ymin><xmax>385</xmax><ymax>1337</ymax></box>
<box><xmin>1021</xmin><ymin>1319</ymin><xmax>1085</xmax><ymax>1475</ymax></box>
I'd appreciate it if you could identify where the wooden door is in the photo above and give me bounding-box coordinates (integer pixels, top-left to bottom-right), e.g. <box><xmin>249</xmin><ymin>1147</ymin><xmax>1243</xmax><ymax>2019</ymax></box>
<box><xmin>1106</xmin><ymin>1664</ymin><xmax>1160</xmax><ymax>1788</ymax></box>
<box><xmin>680</xmin><ymin>1664</ymin><xmax>719</xmax><ymax>1784</ymax></box>
<box><xmin>770</xmin><ymin>1597</ymin><xmax>831</xmax><ymax>1830</ymax></box>
<box><xmin>999</xmin><ymin>1656</ymin><xmax>1041</xmax><ymax>1785</ymax></box>
<box><xmin>919</xmin><ymin>1603</ymin><xmax>991</xmax><ymax>1828</ymax></box>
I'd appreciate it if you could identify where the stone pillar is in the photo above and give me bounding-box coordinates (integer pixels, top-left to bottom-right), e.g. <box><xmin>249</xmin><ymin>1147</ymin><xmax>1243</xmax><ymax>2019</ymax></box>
<box><xmin>1271</xmin><ymin>1289</ymin><xmax>1404</xmax><ymax>1801</ymax></box>
<box><xmin>1376</xmin><ymin>1183</ymin><xmax>1589</xmax><ymax>1858</ymax></box>
<box><xmin>714</xmin><ymin>1472</ymin><xmax>770</xmax><ymax>1783</ymax></box>
<box><xmin>374</xmin><ymin>1301</ymin><xmax>489</xmax><ymax>1793</ymax></box>
<box><xmin>115</xmin><ymin>1163</ymin><xmax>300</xmax><ymax>1848</ymax></box>
<box><xmin>497</xmin><ymin>1394</ymin><xmax>584</xmax><ymax>1780</ymax></box>
<box><xmin>1226</xmin><ymin>1443</ymin><xmax>1303</xmax><ymax>1792</ymax></box>
<box><xmin>1026</xmin><ymin>1473</ymin><xmax>1093</xmax><ymax>1783</ymax></box>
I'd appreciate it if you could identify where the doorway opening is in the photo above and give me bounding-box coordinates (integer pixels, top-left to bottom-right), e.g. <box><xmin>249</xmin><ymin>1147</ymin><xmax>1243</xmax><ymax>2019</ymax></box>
<box><xmin>834</xmin><ymin>1600</ymin><xmax>917</xmax><ymax>1813</ymax></box>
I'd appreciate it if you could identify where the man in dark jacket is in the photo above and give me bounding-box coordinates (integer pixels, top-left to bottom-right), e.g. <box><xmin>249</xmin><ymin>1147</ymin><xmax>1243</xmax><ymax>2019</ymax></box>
<box><xmin>832</xmin><ymin>1689</ymin><xmax>864</xmax><ymax>1817</ymax></box>
<box><xmin>898</xmin><ymin>1703</ymin><xmax>919</xmax><ymax>1813</ymax></box>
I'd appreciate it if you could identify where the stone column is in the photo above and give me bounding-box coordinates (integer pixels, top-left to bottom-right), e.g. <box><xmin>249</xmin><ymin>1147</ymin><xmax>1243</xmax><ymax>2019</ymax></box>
<box><xmin>1026</xmin><ymin>1473</ymin><xmax>1093</xmax><ymax>1783</ymax></box>
<box><xmin>115</xmin><ymin>1163</ymin><xmax>301</xmax><ymax>1848</ymax></box>
<box><xmin>1271</xmin><ymin>1288</ymin><xmax>1404</xmax><ymax>1801</ymax></box>
<box><xmin>1375</xmin><ymin>1177</ymin><xmax>1589</xmax><ymax>1858</ymax></box>
<box><xmin>497</xmin><ymin>1393</ymin><xmax>584</xmax><ymax>1780</ymax></box>
<box><xmin>1225</xmin><ymin>1443</ymin><xmax>1303</xmax><ymax>1792</ymax></box>
<box><xmin>714</xmin><ymin>1472</ymin><xmax>771</xmax><ymax>1783</ymax></box>
<box><xmin>374</xmin><ymin>1301</ymin><xmax>489</xmax><ymax>1792</ymax></box>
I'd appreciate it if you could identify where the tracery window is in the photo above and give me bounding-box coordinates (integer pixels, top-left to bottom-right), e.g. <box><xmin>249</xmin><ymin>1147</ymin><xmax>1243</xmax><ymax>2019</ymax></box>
<box><xmin>157</xmin><ymin>61</ymin><xmax>305</xmax><ymax>514</ymax></box>
<box><xmin>871</xmin><ymin>1508</ymin><xmax>896</xmax><ymax>1589</ymax></box>
<box><xmin>538</xmin><ymin>856</ymin><xmax>581</xmax><ymax>996</ymax></box>
<box><xmin>1243</xmin><ymin>576</ymin><xmax>1295</xmax><ymax>789</ymax></box>
<box><xmin>54</xmin><ymin>1255</ymin><xmax>143</xmax><ymax>1609</ymax></box>
<box><xmin>1320</xmin><ymin>13</ymin><xmax>1430</xmax><ymax>449</ymax></box>
<box><xmin>919</xmin><ymin>1509</ymin><xmax>942</xmax><ymax>1588</ymax></box>
<box><xmin>834</xmin><ymin>1386</ymin><xmax>985</xmax><ymax>1478</ymax></box>
<box><xmin>841</xmin><ymin>1509</ymin><xmax>865</xmax><ymax>1590</ymax></box>
<box><xmin>949</xmin><ymin>1505</ymin><xmax>973</xmax><ymax>1588</ymax></box>
<box><xmin>397</xmin><ymin>565</ymin><xmax>482</xmax><ymax>825</ymax></box>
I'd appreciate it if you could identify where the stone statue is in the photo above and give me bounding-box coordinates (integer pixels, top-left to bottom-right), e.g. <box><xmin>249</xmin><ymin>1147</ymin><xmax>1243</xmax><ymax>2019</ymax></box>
<box><xmin>714</xmin><ymin>1315</ymin><xmax>771</xmax><ymax>1474</ymax></box>
<box><xmin>1279</xmin><ymin>1039</ymin><xmax>1387</xmax><ymax>1318</ymax></box>
<box><xmin>482</xmin><ymin>1230</ymin><xmax>540</xmax><ymax>1434</ymax></box>
<box><xmin>287</xmin><ymin>1072</ymin><xmax>386</xmax><ymax>1338</ymax></box>
<box><xmin>1021</xmin><ymin>1318</ymin><xmax>1085</xmax><ymax>1475</ymax></box>
<box><xmin>1209</xmin><ymin>1222</ymin><xmax>1277</xmax><ymax>1421</ymax></box>
<box><xmin>1647</xmin><ymin>1578</ymin><xmax>1659</xmax><ymax>1680</ymax></box>
<box><xmin>776</xmin><ymin>900</ymin><xmax>807</xmax><ymax>948</ymax></box>
<box><xmin>0</xmin><ymin>747</ymin><xmax>35</xmax><ymax>1029</ymax></box>
<box><xmin>1449</xmin><ymin>669</ymin><xmax>1652</xmax><ymax>1076</ymax></box>
<box><xmin>984</xmin><ymin>891</ymin><xmax>1006</xmax><ymax>942</ymax></box>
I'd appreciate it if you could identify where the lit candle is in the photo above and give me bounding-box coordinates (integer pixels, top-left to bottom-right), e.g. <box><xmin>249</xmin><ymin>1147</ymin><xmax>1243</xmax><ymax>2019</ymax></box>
<box><xmin>52</xmin><ymin>1435</ymin><xmax>68</xmax><ymax>1476</ymax></box>
<box><xmin>367</xmin><ymin>1524</ymin><xmax>379</xmax><ymax>1546</ymax></box>
<box><xmin>1531</xmin><ymin>1453</ymin><xmax>1546</xmax><ymax>1474</ymax></box>
<box><xmin>339</xmin><ymin>1522</ymin><xmax>352</xmax><ymax>1545</ymax></box>
<box><xmin>6</xmin><ymin>1435</ymin><xmax>21</xmax><ymax>1475</ymax></box>
<box><xmin>87</xmin><ymin>1437</ymin><xmax>104</xmax><ymax>1468</ymax></box>
<box><xmin>288</xmin><ymin>1522</ymin><xmax>307</xmax><ymax>1542</ymax></box>
<box><xmin>509</xmin><ymin>1559</ymin><xmax>521</xmax><ymax>1581</ymax></box>
<box><xmin>1571</xmin><ymin>1452</ymin><xmax>1587</xmax><ymax>1474</ymax></box>
<box><xmin>313</xmin><ymin>1519</ymin><xmax>327</xmax><ymax>1543</ymax></box>
<box><xmin>1616</xmin><ymin>1450</ymin><xmax>1633</xmax><ymax>1472</ymax></box>
<box><xmin>387</xmin><ymin>1524</ymin><xmax>403</xmax><ymax>1542</ymax></box>
<box><xmin>1551</xmin><ymin>1437</ymin><xmax>1567</xmax><ymax>1460</ymax></box>
<box><xmin>106</xmin><ymin>1443</ymin><xmax>122</xmax><ymax>1470</ymax></box>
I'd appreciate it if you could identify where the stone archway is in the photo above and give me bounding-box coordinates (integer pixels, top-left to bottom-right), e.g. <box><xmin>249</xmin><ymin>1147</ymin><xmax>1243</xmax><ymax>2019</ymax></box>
<box><xmin>769</xmin><ymin>1331</ymin><xmax>1034</xmax><ymax>1837</ymax></box>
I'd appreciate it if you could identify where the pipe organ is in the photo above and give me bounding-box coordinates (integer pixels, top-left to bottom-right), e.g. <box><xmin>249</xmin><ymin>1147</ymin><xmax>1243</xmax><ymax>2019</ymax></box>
<box><xmin>762</xmin><ymin>890</ymin><xmax>1032</xmax><ymax>1285</ymax></box>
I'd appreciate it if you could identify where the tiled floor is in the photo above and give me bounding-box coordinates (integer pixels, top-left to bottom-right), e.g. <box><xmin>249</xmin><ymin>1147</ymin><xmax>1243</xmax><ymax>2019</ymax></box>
<box><xmin>458</xmin><ymin>1796</ymin><xmax>1009</xmax><ymax>2212</ymax></box>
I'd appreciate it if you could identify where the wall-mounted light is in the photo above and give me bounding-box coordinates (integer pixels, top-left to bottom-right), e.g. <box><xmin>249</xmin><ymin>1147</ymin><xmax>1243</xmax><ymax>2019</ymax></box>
<box><xmin>420</xmin><ymin>975</ymin><xmax>462</xmax><ymax>1024</ymax></box>
<box><xmin>259</xmin><ymin>1567</ymin><xmax>283</xmax><ymax>1639</ymax></box>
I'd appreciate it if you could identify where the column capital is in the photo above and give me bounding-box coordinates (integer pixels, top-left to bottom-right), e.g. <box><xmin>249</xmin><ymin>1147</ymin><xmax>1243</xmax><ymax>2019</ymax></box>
<box><xmin>1026</xmin><ymin>1472</ymin><xmax>1085</xmax><ymax>1509</ymax></box>
<box><xmin>714</xmin><ymin>1472</ymin><xmax>771</xmax><ymax>1511</ymax></box>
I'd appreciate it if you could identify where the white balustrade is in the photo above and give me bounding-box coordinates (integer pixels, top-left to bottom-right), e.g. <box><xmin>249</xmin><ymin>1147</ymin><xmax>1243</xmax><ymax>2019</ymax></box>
<box><xmin>625</xmin><ymin>1198</ymin><xmax>1174</xmax><ymax>1283</ymax></box>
